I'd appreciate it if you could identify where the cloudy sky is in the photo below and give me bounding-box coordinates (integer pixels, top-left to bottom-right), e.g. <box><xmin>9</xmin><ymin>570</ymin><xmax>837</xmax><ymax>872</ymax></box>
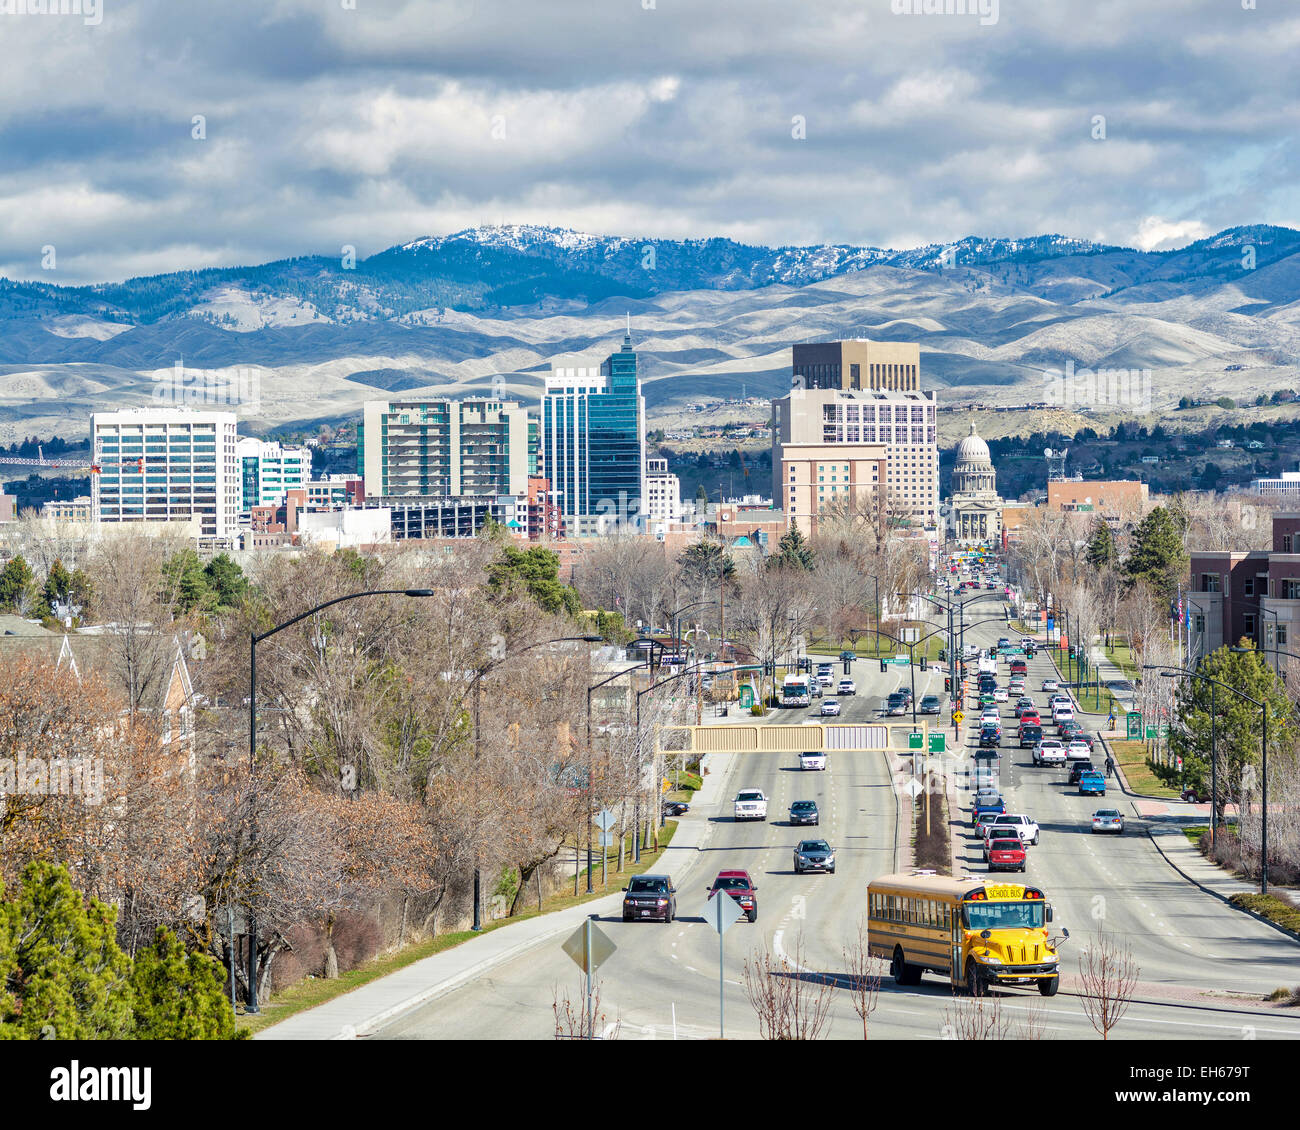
<box><xmin>2</xmin><ymin>0</ymin><xmax>1297</xmax><ymax>283</ymax></box>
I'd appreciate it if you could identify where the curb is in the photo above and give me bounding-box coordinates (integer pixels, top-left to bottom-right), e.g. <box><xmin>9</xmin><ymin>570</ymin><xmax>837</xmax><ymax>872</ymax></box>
<box><xmin>1146</xmin><ymin>830</ymin><xmax>1300</xmax><ymax>947</ymax></box>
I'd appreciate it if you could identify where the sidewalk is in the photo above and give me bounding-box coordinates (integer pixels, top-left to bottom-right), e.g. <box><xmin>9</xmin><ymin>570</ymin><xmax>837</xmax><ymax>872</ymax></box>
<box><xmin>256</xmin><ymin>752</ymin><xmax>739</xmax><ymax>1040</ymax></box>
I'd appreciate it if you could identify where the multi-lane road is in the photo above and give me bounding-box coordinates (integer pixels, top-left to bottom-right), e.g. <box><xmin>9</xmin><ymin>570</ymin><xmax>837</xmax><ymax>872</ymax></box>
<box><xmin>377</xmin><ymin>593</ymin><xmax>1300</xmax><ymax>1040</ymax></box>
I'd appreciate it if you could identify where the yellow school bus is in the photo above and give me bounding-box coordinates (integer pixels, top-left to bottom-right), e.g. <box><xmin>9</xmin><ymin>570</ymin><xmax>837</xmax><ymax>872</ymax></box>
<box><xmin>867</xmin><ymin>873</ymin><xmax>1065</xmax><ymax>996</ymax></box>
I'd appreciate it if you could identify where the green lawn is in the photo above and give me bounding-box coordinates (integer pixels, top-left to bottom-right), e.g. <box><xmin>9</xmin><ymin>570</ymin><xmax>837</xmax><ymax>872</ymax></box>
<box><xmin>1108</xmin><ymin>739</ymin><xmax>1181</xmax><ymax>798</ymax></box>
<box><xmin>235</xmin><ymin>821</ymin><xmax>679</xmax><ymax>1036</ymax></box>
<box><xmin>809</xmin><ymin>634</ymin><xmax>947</xmax><ymax>663</ymax></box>
<box><xmin>1104</xmin><ymin>640</ymin><xmax>1141</xmax><ymax>681</ymax></box>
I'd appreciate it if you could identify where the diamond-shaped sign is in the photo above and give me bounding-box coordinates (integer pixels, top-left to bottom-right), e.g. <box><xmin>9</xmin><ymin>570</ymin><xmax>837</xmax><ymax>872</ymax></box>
<box><xmin>593</xmin><ymin>809</ymin><xmax>617</xmax><ymax>832</ymax></box>
<box><xmin>561</xmin><ymin>920</ymin><xmax>617</xmax><ymax>975</ymax></box>
<box><xmin>701</xmin><ymin>891</ymin><xmax>744</xmax><ymax>936</ymax></box>
<box><xmin>904</xmin><ymin>777</ymin><xmax>923</xmax><ymax>799</ymax></box>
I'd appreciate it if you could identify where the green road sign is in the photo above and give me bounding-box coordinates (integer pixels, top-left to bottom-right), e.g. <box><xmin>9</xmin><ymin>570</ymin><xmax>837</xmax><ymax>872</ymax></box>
<box><xmin>929</xmin><ymin>733</ymin><xmax>946</xmax><ymax>753</ymax></box>
<box><xmin>1145</xmin><ymin>724</ymin><xmax>1158</xmax><ymax>740</ymax></box>
<box><xmin>1126</xmin><ymin>713</ymin><xmax>1142</xmax><ymax>740</ymax></box>
<box><xmin>1159</xmin><ymin>722</ymin><xmax>1169</xmax><ymax>738</ymax></box>
<box><xmin>886</xmin><ymin>655</ymin><xmax>911</xmax><ymax>666</ymax></box>
<box><xmin>908</xmin><ymin>732</ymin><xmax>924</xmax><ymax>750</ymax></box>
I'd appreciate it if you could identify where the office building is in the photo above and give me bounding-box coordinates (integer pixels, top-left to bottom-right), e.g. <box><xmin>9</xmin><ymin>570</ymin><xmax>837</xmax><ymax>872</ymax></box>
<box><xmin>237</xmin><ymin>437</ymin><xmax>311</xmax><ymax>516</ymax></box>
<box><xmin>90</xmin><ymin>408</ymin><xmax>239</xmax><ymax>538</ymax></box>
<box><xmin>41</xmin><ymin>496</ymin><xmax>92</xmax><ymax>523</ymax></box>
<box><xmin>359</xmin><ymin>398</ymin><xmax>530</xmax><ymax>500</ymax></box>
<box><xmin>541</xmin><ymin>331</ymin><xmax>646</xmax><ymax>531</ymax></box>
<box><xmin>771</xmin><ymin>386</ymin><xmax>938</xmax><ymax>535</ymax></box>
<box><xmin>792</xmin><ymin>340</ymin><xmax>920</xmax><ymax>393</ymax></box>
<box><xmin>644</xmin><ymin>458</ymin><xmax>681</xmax><ymax>526</ymax></box>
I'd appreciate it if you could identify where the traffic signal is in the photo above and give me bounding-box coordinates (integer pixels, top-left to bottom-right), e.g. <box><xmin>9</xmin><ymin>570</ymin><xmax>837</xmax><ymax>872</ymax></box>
<box><xmin>945</xmin><ymin>676</ymin><xmax>952</xmax><ymax>693</ymax></box>
<box><xmin>920</xmin><ymin>656</ymin><xmax>928</xmax><ymax>671</ymax></box>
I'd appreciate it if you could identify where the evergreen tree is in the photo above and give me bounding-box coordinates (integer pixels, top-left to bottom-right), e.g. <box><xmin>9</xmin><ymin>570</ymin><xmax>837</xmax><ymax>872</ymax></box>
<box><xmin>769</xmin><ymin>525</ymin><xmax>815</xmax><ymax>571</ymax></box>
<box><xmin>1168</xmin><ymin>642</ymin><xmax>1295</xmax><ymax>815</ymax></box>
<box><xmin>42</xmin><ymin>558</ymin><xmax>72</xmax><ymax>611</ymax></box>
<box><xmin>486</xmin><ymin>544</ymin><xmax>581</xmax><ymax>617</ymax></box>
<box><xmin>1084</xmin><ymin>518</ymin><xmax>1116</xmax><ymax>570</ymax></box>
<box><xmin>0</xmin><ymin>554</ymin><xmax>34</xmax><ymax>612</ymax></box>
<box><xmin>695</xmin><ymin>483</ymin><xmax>708</xmax><ymax>504</ymax></box>
<box><xmin>677</xmin><ymin>540</ymin><xmax>736</xmax><ymax>591</ymax></box>
<box><xmin>161</xmin><ymin>548</ymin><xmax>214</xmax><ymax>614</ymax></box>
<box><xmin>1123</xmin><ymin>506</ymin><xmax>1187</xmax><ymax>602</ymax></box>
<box><xmin>130</xmin><ymin>927</ymin><xmax>243</xmax><ymax>1040</ymax></box>
<box><xmin>0</xmin><ymin>862</ymin><xmax>134</xmax><ymax>1039</ymax></box>
<box><xmin>203</xmin><ymin>553</ymin><xmax>248</xmax><ymax>611</ymax></box>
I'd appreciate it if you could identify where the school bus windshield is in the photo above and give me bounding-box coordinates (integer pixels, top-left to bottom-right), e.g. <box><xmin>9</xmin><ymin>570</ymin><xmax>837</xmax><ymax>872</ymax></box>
<box><xmin>963</xmin><ymin>901</ymin><xmax>1045</xmax><ymax>930</ymax></box>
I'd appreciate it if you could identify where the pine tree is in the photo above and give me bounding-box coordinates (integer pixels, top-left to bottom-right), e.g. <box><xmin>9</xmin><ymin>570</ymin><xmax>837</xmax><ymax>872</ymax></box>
<box><xmin>42</xmin><ymin>558</ymin><xmax>72</xmax><ymax>612</ymax></box>
<box><xmin>0</xmin><ymin>554</ymin><xmax>34</xmax><ymax>612</ymax></box>
<box><xmin>1123</xmin><ymin>506</ymin><xmax>1187</xmax><ymax>602</ymax></box>
<box><xmin>131</xmin><ymin>927</ymin><xmax>243</xmax><ymax>1040</ymax></box>
<box><xmin>770</xmin><ymin>525</ymin><xmax>815</xmax><ymax>571</ymax></box>
<box><xmin>1084</xmin><ymin>519</ymin><xmax>1116</xmax><ymax>570</ymax></box>
<box><xmin>0</xmin><ymin>861</ymin><xmax>134</xmax><ymax>1039</ymax></box>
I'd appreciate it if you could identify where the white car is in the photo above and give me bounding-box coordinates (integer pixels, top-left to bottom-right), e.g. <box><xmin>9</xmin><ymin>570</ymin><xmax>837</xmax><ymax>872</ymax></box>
<box><xmin>992</xmin><ymin>687</ymin><xmax>1009</xmax><ymax>702</ymax></box>
<box><xmin>1065</xmin><ymin>740</ymin><xmax>1092</xmax><ymax>762</ymax></box>
<box><xmin>1042</xmin><ymin>678</ymin><xmax>1060</xmax><ymax>692</ymax></box>
<box><xmin>799</xmin><ymin>751</ymin><xmax>827</xmax><ymax>771</ymax></box>
<box><xmin>1091</xmin><ymin>809</ymin><xmax>1125</xmax><ymax>834</ymax></box>
<box><xmin>980</xmin><ymin>708</ymin><xmax>1001</xmax><ymax>725</ymax></box>
<box><xmin>734</xmin><ymin>789</ymin><xmax>768</xmax><ymax>821</ymax></box>
<box><xmin>987</xmin><ymin>813</ymin><xmax>1041</xmax><ymax>845</ymax></box>
<box><xmin>1032</xmin><ymin>739</ymin><xmax>1067</xmax><ymax>766</ymax></box>
<box><xmin>837</xmin><ymin>678</ymin><xmax>856</xmax><ymax>696</ymax></box>
<box><xmin>1053</xmin><ymin>706</ymin><xmax>1075</xmax><ymax>727</ymax></box>
<box><xmin>821</xmin><ymin>698</ymin><xmax>842</xmax><ymax>716</ymax></box>
<box><xmin>817</xmin><ymin>673</ymin><xmax>834</xmax><ymax>687</ymax></box>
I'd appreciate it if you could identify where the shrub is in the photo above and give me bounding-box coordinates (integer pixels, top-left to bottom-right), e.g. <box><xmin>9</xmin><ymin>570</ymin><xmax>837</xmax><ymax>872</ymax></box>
<box><xmin>750</xmin><ymin>703</ymin><xmax>768</xmax><ymax>717</ymax></box>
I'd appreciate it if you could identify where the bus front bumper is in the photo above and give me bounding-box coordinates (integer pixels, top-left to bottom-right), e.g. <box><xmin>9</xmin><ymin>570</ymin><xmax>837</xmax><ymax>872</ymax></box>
<box><xmin>987</xmin><ymin>963</ymin><xmax>1058</xmax><ymax>981</ymax></box>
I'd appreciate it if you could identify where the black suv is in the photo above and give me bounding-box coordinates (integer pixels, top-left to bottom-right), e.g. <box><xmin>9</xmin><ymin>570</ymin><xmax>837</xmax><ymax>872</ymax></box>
<box><xmin>1068</xmin><ymin>761</ymin><xmax>1098</xmax><ymax>785</ymax></box>
<box><xmin>622</xmin><ymin>874</ymin><xmax>676</xmax><ymax>922</ymax></box>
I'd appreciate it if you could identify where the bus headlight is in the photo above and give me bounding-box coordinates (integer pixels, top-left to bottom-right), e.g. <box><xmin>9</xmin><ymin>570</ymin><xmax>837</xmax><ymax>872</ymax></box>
<box><xmin>980</xmin><ymin>954</ymin><xmax>1003</xmax><ymax>964</ymax></box>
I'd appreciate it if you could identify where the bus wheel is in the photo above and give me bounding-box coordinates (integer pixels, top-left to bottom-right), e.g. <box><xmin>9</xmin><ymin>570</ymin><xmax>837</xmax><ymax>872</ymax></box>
<box><xmin>1038</xmin><ymin>976</ymin><xmax>1059</xmax><ymax>997</ymax></box>
<box><xmin>892</xmin><ymin>947</ymin><xmax>920</xmax><ymax>986</ymax></box>
<box><xmin>966</xmin><ymin>962</ymin><xmax>987</xmax><ymax>997</ymax></box>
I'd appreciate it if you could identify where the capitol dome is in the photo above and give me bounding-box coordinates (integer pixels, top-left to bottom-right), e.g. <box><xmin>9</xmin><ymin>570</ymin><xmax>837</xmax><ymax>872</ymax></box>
<box><xmin>955</xmin><ymin>422</ymin><xmax>991</xmax><ymax>467</ymax></box>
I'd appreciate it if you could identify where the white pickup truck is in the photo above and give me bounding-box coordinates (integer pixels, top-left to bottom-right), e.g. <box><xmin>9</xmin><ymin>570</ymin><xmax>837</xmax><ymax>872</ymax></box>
<box><xmin>986</xmin><ymin>812</ymin><xmax>1041</xmax><ymax>846</ymax></box>
<box><xmin>734</xmin><ymin>789</ymin><xmax>769</xmax><ymax>821</ymax></box>
<box><xmin>1032</xmin><ymin>739</ymin><xmax>1067</xmax><ymax>767</ymax></box>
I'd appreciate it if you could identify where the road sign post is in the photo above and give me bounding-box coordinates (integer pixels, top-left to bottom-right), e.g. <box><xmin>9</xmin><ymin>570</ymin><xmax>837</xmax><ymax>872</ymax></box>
<box><xmin>702</xmin><ymin>889</ymin><xmax>744</xmax><ymax>1039</ymax></box>
<box><xmin>594</xmin><ymin>809</ymin><xmax>617</xmax><ymax>890</ymax></box>
<box><xmin>561</xmin><ymin>917</ymin><xmax>617</xmax><ymax>1039</ymax></box>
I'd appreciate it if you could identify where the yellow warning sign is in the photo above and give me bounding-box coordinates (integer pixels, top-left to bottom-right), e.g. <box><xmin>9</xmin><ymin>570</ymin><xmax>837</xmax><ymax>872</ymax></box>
<box><xmin>953</xmin><ymin>710</ymin><xmax>965</xmax><ymax>726</ymax></box>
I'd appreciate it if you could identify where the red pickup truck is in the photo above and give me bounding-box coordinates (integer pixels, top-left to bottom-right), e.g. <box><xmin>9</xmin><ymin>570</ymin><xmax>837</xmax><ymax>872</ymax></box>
<box><xmin>986</xmin><ymin>836</ymin><xmax>1027</xmax><ymax>873</ymax></box>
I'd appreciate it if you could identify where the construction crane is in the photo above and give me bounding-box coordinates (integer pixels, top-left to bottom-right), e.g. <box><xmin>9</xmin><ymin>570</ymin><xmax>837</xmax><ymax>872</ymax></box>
<box><xmin>0</xmin><ymin>445</ymin><xmax>92</xmax><ymax>470</ymax></box>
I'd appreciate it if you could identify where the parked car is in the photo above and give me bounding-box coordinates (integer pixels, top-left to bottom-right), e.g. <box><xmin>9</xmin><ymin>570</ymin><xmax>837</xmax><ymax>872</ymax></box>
<box><xmin>662</xmin><ymin>799</ymin><xmax>690</xmax><ymax>817</ymax></box>
<box><xmin>708</xmin><ymin>870</ymin><xmax>758</xmax><ymax>922</ymax></box>
<box><xmin>920</xmin><ymin>694</ymin><xmax>942</xmax><ymax>714</ymax></box>
<box><xmin>793</xmin><ymin>839</ymin><xmax>836</xmax><ymax>874</ymax></box>
<box><xmin>821</xmin><ymin>698</ymin><xmax>842</xmax><ymax>716</ymax></box>
<box><xmin>622</xmin><ymin>874</ymin><xmax>676</xmax><ymax>922</ymax></box>
<box><xmin>789</xmin><ymin>799</ymin><xmax>820</xmax><ymax>826</ymax></box>
<box><xmin>837</xmin><ymin>678</ymin><xmax>856</xmax><ymax>696</ymax></box>
<box><xmin>1181</xmin><ymin>786</ymin><xmax>1210</xmax><ymax>803</ymax></box>
<box><xmin>986</xmin><ymin>836</ymin><xmax>1027</xmax><ymax>872</ymax></box>
<box><xmin>733</xmin><ymin>789</ymin><xmax>768</xmax><ymax>821</ymax></box>
<box><xmin>1091</xmin><ymin>809</ymin><xmax>1125</xmax><ymax>834</ymax></box>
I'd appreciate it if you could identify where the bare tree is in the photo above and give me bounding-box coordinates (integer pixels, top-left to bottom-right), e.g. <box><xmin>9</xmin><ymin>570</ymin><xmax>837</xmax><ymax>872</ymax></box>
<box><xmin>742</xmin><ymin>933</ymin><xmax>837</xmax><ymax>1040</ymax></box>
<box><xmin>941</xmin><ymin>990</ymin><xmax>1012</xmax><ymax>1040</ymax></box>
<box><xmin>552</xmin><ymin>978</ymin><xmax>619</xmax><ymax>1040</ymax></box>
<box><xmin>841</xmin><ymin>919</ymin><xmax>884</xmax><ymax>1039</ymax></box>
<box><xmin>1076</xmin><ymin>927</ymin><xmax>1140</xmax><ymax>1040</ymax></box>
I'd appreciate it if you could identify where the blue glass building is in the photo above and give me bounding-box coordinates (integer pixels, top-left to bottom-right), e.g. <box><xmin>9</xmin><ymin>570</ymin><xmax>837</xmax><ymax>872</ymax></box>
<box><xmin>541</xmin><ymin>331</ymin><xmax>646</xmax><ymax>530</ymax></box>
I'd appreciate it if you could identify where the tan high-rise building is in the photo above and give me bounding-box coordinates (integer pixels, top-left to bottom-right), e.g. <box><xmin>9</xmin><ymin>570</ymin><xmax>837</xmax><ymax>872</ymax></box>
<box><xmin>772</xmin><ymin>386</ymin><xmax>939</xmax><ymax>536</ymax></box>
<box><xmin>791</xmin><ymin>340</ymin><xmax>920</xmax><ymax>393</ymax></box>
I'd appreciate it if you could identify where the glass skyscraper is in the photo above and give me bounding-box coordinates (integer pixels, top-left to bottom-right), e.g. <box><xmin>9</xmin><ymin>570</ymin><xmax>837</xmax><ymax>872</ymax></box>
<box><xmin>541</xmin><ymin>331</ymin><xmax>646</xmax><ymax>530</ymax></box>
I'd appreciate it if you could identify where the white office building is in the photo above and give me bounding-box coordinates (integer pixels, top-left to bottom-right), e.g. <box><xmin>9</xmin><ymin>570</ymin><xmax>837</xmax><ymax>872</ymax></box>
<box><xmin>91</xmin><ymin>408</ymin><xmax>240</xmax><ymax>539</ymax></box>
<box><xmin>644</xmin><ymin>458</ymin><xmax>681</xmax><ymax>524</ymax></box>
<box><xmin>237</xmin><ymin>437</ymin><xmax>311</xmax><ymax>516</ymax></box>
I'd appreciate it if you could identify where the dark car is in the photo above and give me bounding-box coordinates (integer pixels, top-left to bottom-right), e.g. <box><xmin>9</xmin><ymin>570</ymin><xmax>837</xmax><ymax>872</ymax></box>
<box><xmin>789</xmin><ymin>799</ymin><xmax>820</xmax><ymax>826</ymax></box>
<box><xmin>885</xmin><ymin>691</ymin><xmax>909</xmax><ymax>716</ymax></box>
<box><xmin>622</xmin><ymin>874</ymin><xmax>676</xmax><ymax>922</ymax></box>
<box><xmin>709</xmin><ymin>870</ymin><xmax>758</xmax><ymax>922</ymax></box>
<box><xmin>920</xmin><ymin>694</ymin><xmax>942</xmax><ymax>714</ymax></box>
<box><xmin>1181</xmin><ymin>786</ymin><xmax>1210</xmax><ymax>803</ymax></box>
<box><xmin>839</xmin><ymin>649</ymin><xmax>856</xmax><ymax>662</ymax></box>
<box><xmin>1018</xmin><ymin>724</ymin><xmax>1043</xmax><ymax>748</ymax></box>
<box><xmin>979</xmin><ymin>726</ymin><xmax>1001</xmax><ymax>747</ymax></box>
<box><xmin>662</xmin><ymin>799</ymin><xmax>690</xmax><ymax>817</ymax></box>
<box><xmin>1060</xmin><ymin>719</ymin><xmax>1085</xmax><ymax>740</ymax></box>
<box><xmin>793</xmin><ymin>839</ymin><xmax>836</xmax><ymax>874</ymax></box>
<box><xmin>1014</xmin><ymin>696</ymin><xmax>1036</xmax><ymax>717</ymax></box>
<box><xmin>1068</xmin><ymin>761</ymin><xmax>1097</xmax><ymax>786</ymax></box>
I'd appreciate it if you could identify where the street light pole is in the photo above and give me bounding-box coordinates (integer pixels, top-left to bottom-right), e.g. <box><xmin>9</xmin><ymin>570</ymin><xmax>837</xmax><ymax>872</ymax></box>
<box><xmin>246</xmin><ymin>587</ymin><xmax>437</xmax><ymax>1011</ymax></box>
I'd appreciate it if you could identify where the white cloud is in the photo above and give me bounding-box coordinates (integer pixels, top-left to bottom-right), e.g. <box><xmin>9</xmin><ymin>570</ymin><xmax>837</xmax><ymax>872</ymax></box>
<box><xmin>1133</xmin><ymin>217</ymin><xmax>1212</xmax><ymax>252</ymax></box>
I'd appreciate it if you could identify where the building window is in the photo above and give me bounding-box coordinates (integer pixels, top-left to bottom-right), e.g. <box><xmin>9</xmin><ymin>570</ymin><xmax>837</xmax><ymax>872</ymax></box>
<box><xmin>1279</xmin><ymin>625</ymin><xmax>1289</xmax><ymax>645</ymax></box>
<box><xmin>1285</xmin><ymin>534</ymin><xmax>1294</xmax><ymax>553</ymax></box>
<box><xmin>1244</xmin><ymin>578</ymin><xmax>1255</xmax><ymax>596</ymax></box>
<box><xmin>1284</xmin><ymin>580</ymin><xmax>1300</xmax><ymax>600</ymax></box>
<box><xmin>1244</xmin><ymin>613</ymin><xmax>1257</xmax><ymax>637</ymax></box>
<box><xmin>1201</xmin><ymin>574</ymin><xmax>1220</xmax><ymax>593</ymax></box>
